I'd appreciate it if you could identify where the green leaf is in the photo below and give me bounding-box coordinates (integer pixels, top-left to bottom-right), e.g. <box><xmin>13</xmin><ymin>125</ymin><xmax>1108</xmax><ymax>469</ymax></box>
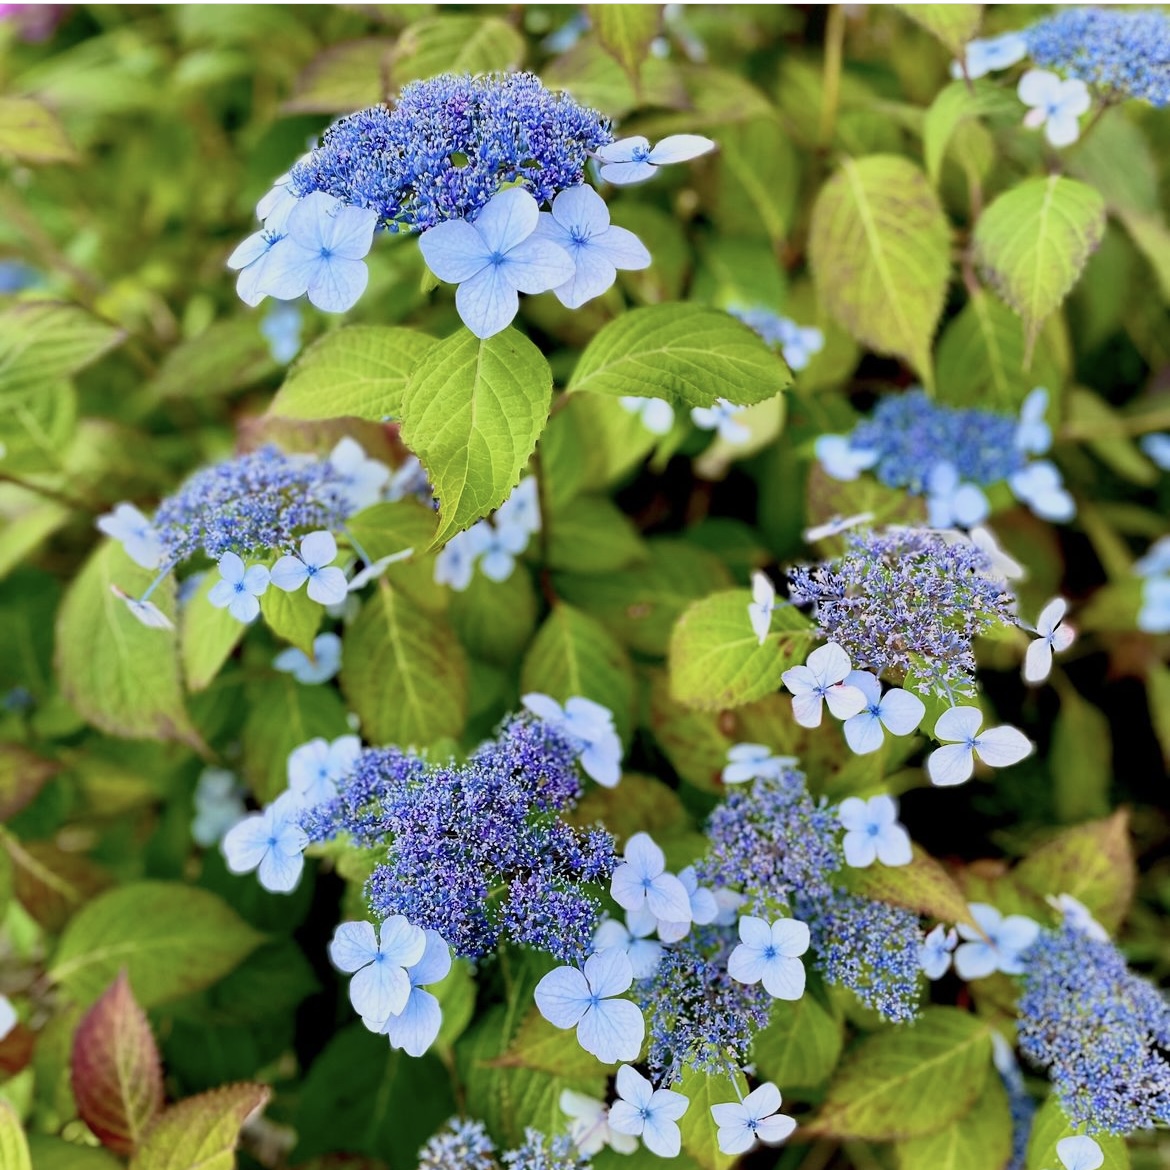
<box><xmin>567</xmin><ymin>305</ymin><xmax>791</xmax><ymax>409</ymax></box>
<box><xmin>810</xmin><ymin>1007</ymin><xmax>992</xmax><ymax>1140</ymax></box>
<box><xmin>242</xmin><ymin>675</ymin><xmax>350</xmax><ymax>803</ymax></box>
<box><xmin>897</xmin><ymin>5</ymin><xmax>983</xmax><ymax>56</ymax></box>
<box><xmin>26</xmin><ymin>1137</ymin><xmax>122</xmax><ymax>1170</ymax></box>
<box><xmin>589</xmin><ymin>5</ymin><xmax>661</xmax><ymax>81</ymax></box>
<box><xmin>49</xmin><ymin>882</ymin><xmax>264</xmax><ymax>1009</ymax></box>
<box><xmin>259</xmin><ymin>582</ymin><xmax>321</xmax><ymax>656</ymax></box>
<box><xmin>676</xmin><ymin>1067</ymin><xmax>748</xmax><ymax>1170</ymax></box>
<box><xmin>494</xmin><ymin>1005</ymin><xmax>609</xmax><ymax>1080</ymax></box>
<box><xmin>268</xmin><ymin>326</ymin><xmax>439</xmax><ymax>422</ymax></box>
<box><xmin>973</xmin><ymin>176</ymin><xmax>1106</xmax><ymax>349</ymax></box>
<box><xmin>1012</xmin><ymin>809</ymin><xmax>1135</xmax><ymax>932</ymax></box>
<box><xmin>1068</xmin><ymin>386</ymin><xmax>1159</xmax><ymax>486</ymax></box>
<box><xmin>897</xmin><ymin>1076</ymin><xmax>1013</xmax><ymax>1170</ymax></box>
<box><xmin>547</xmin><ymin>496</ymin><xmax>648</xmax><ymax>573</ymax></box>
<box><xmin>5</xmin><ymin>835</ymin><xmax>112</xmax><ymax>933</ymax></box>
<box><xmin>341</xmin><ymin>581</ymin><xmax>468</xmax><ymax>747</ymax></box>
<box><xmin>556</xmin><ymin>539</ymin><xmax>734</xmax><ymax>657</ymax></box>
<box><xmin>809</xmin><ymin>155</ymin><xmax>951</xmax><ymax>386</ymax></box>
<box><xmin>844</xmin><ymin>845</ymin><xmax>977</xmax><ymax>928</ymax></box>
<box><xmin>935</xmin><ymin>289</ymin><xmax>1065</xmax><ymax>410</ymax></box>
<box><xmin>282</xmin><ymin>38</ymin><xmax>395</xmax><ymax>114</ymax></box>
<box><xmin>400</xmin><ymin>328</ymin><xmax>553</xmax><ymax>546</ymax></box>
<box><xmin>391</xmin><ymin>15</ymin><xmax>525</xmax><ymax>86</ymax></box>
<box><xmin>55</xmin><ymin>542</ymin><xmax>201</xmax><ymax>748</ymax></box>
<box><xmin>520</xmin><ymin>604</ymin><xmax>635</xmax><ymax>741</ymax></box>
<box><xmin>751</xmin><ymin>988</ymin><xmax>844</xmax><ymax>1091</ymax></box>
<box><xmin>129</xmin><ymin>1083</ymin><xmax>270</xmax><ymax>1170</ymax></box>
<box><xmin>668</xmin><ymin>590</ymin><xmax>815</xmax><ymax>711</ymax></box>
<box><xmin>0</xmin><ymin>1100</ymin><xmax>31</xmax><ymax>1170</ymax></box>
<box><xmin>1048</xmin><ymin>686</ymin><xmax>1113</xmax><ymax>822</ymax></box>
<box><xmin>146</xmin><ymin>319</ymin><xmax>275</xmax><ymax>401</ymax></box>
<box><xmin>180</xmin><ymin>572</ymin><xmax>245</xmax><ymax>693</ymax></box>
<box><xmin>0</xmin><ymin>301</ymin><xmax>123</xmax><ymax>397</ymax></box>
<box><xmin>0</xmin><ymin>97</ymin><xmax>77</xmax><ymax>164</ymax></box>
<box><xmin>714</xmin><ymin>117</ymin><xmax>800</xmax><ymax>245</ymax></box>
<box><xmin>0</xmin><ymin>744</ymin><xmax>59</xmax><ymax>820</ymax></box>
<box><xmin>295</xmin><ymin>1023</ymin><xmax>455</xmax><ymax>1164</ymax></box>
<box><xmin>1025</xmin><ymin>1096</ymin><xmax>1130</xmax><ymax>1170</ymax></box>
<box><xmin>923</xmin><ymin>81</ymin><xmax>1018</xmax><ymax>187</ymax></box>
<box><xmin>448</xmin><ymin>567</ymin><xmax>538</xmax><ymax>667</ymax></box>
<box><xmin>70</xmin><ymin>972</ymin><xmax>164</xmax><ymax>1156</ymax></box>
<box><xmin>1117</xmin><ymin>207</ymin><xmax>1170</xmax><ymax>300</ymax></box>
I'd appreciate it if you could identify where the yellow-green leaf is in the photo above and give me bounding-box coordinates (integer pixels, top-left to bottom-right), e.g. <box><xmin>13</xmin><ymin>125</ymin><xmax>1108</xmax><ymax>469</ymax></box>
<box><xmin>0</xmin><ymin>97</ymin><xmax>78</xmax><ymax>164</ymax></box>
<box><xmin>129</xmin><ymin>1084</ymin><xmax>270</xmax><ymax>1170</ymax></box>
<box><xmin>589</xmin><ymin>5</ymin><xmax>662</xmax><ymax>82</ymax></box>
<box><xmin>897</xmin><ymin>5</ymin><xmax>983</xmax><ymax>57</ymax></box>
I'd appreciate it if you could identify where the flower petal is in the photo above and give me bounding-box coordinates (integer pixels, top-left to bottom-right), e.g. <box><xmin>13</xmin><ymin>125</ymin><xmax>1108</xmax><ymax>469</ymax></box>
<box><xmin>648</xmin><ymin>134</ymin><xmax>716</xmax><ymax>164</ymax></box>
<box><xmin>455</xmin><ymin>264</ymin><xmax>520</xmax><ymax>339</ymax></box>
<box><xmin>503</xmin><ymin>236</ymin><xmax>576</xmax><ymax>295</ymax></box>
<box><xmin>306</xmin><ymin>565</ymin><xmax>349</xmax><ymax>606</ymax></box>
<box><xmin>270</xmin><ymin>555</ymin><xmax>309</xmax><ymax>592</ymax></box>
<box><xmin>973</xmin><ymin>725</ymin><xmax>1033</xmax><ymax>768</ymax></box>
<box><xmin>383</xmin><ymin>988</ymin><xmax>442</xmax><ymax>1057</ymax></box>
<box><xmin>843</xmin><ymin>711</ymin><xmax>885</xmax><ymax>755</ymax></box>
<box><xmin>576</xmin><ymin>997</ymin><xmax>644</xmax><ymax>1063</ymax></box>
<box><xmin>329</xmin><ymin>921</ymin><xmax>380</xmax><ymax>972</ymax></box>
<box><xmin>934</xmin><ymin>705</ymin><xmax>983</xmax><ymax>742</ymax></box>
<box><xmin>584</xmin><ymin>946</ymin><xmax>634</xmax><ymax>998</ymax></box>
<box><xmin>927</xmin><ymin>743</ymin><xmax>976</xmax><ymax>787</ymax></box>
<box><xmin>879</xmin><ymin>688</ymin><xmax>926</xmax><ymax>735</ymax></box>
<box><xmin>599</xmin><ymin>159</ymin><xmax>658</xmax><ymax>185</ymax></box>
<box><xmin>534</xmin><ymin>965</ymin><xmax>592</xmax><ymax>1029</ymax></box>
<box><xmin>307</xmin><ymin>255</ymin><xmax>369</xmax><ymax>313</ymax></box>
<box><xmin>419</xmin><ymin>219</ymin><xmax>491</xmax><ymax>283</ymax></box>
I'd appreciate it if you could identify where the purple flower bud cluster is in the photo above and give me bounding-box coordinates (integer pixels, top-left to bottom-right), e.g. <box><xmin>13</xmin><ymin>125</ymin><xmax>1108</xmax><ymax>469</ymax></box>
<box><xmin>788</xmin><ymin>528</ymin><xmax>1017</xmax><ymax>698</ymax></box>
<box><xmin>634</xmin><ymin>924</ymin><xmax>773</xmax><ymax>1086</ymax></box>
<box><xmin>1017</xmin><ymin>926</ymin><xmax>1170</xmax><ymax>1133</ymax></box>
<box><xmin>699</xmin><ymin>771</ymin><xmax>842</xmax><ymax>913</ymax></box>
<box><xmin>795</xmin><ymin>889</ymin><xmax>922</xmax><ymax>1023</ymax></box>
<box><xmin>312</xmin><ymin>716</ymin><xmax>615</xmax><ymax>963</ymax></box>
<box><xmin>290</xmin><ymin>72</ymin><xmax>612</xmax><ymax>233</ymax></box>
<box><xmin>1026</xmin><ymin>7</ymin><xmax>1170</xmax><ymax>108</ymax></box>
<box><xmin>849</xmin><ymin>390</ymin><xmax>1025</xmax><ymax>493</ymax></box>
<box><xmin>152</xmin><ymin>446</ymin><xmax>352</xmax><ymax>564</ymax></box>
<box><xmin>419</xmin><ymin>1118</ymin><xmax>499</xmax><ymax>1170</ymax></box>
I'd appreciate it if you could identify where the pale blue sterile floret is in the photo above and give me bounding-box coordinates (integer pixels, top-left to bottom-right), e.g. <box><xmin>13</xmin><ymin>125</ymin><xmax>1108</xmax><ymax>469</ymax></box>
<box><xmin>420</xmin><ymin>187</ymin><xmax>574</xmax><ymax>338</ymax></box>
<box><xmin>609</xmin><ymin>1064</ymin><xmax>690</xmax><ymax>1159</ymax></box>
<box><xmin>954</xmin><ymin>902</ymin><xmax>1040</xmax><ymax>979</ymax></box>
<box><xmin>611</xmin><ymin>831</ymin><xmax>692</xmax><ymax>925</ymax></box>
<box><xmin>328</xmin><ymin>436</ymin><xmax>391</xmax><ymax>512</ymax></box>
<box><xmin>789</xmin><ymin>528</ymin><xmax>1018</xmax><ymax>699</ymax></box>
<box><xmin>925</xmin><ymin>460</ymin><xmax>991</xmax><ymax>529</ymax></box>
<box><xmin>270</xmin><ymin>530</ymin><xmax>349</xmax><ymax>606</ymax></box>
<box><xmin>657</xmin><ymin>865</ymin><xmax>719</xmax><ymax>943</ymax></box>
<box><xmin>1009</xmin><ymin>459</ymin><xmax>1076</xmax><ymax>522</ymax></box>
<box><xmin>1019</xmin><ymin>69</ymin><xmax>1091</xmax><ymax>148</ymax></box>
<box><xmin>730</xmin><ymin>306</ymin><xmax>824</xmax><ymax>370</ymax></box>
<box><xmin>373</xmin><ymin>928</ymin><xmax>453</xmax><ymax>1056</ymax></box>
<box><xmin>328</xmin><ymin>915</ymin><xmax>427</xmax><ymax>1025</ymax></box>
<box><xmin>620</xmin><ymin>395</ymin><xmax>674</xmax><ymax>435</ymax></box>
<box><xmin>286</xmin><ymin>734</ymin><xmax>361</xmax><ymax>808</ymax></box>
<box><xmin>230</xmin><ymin>191</ymin><xmax>378</xmax><ymax>313</ymax></box>
<box><xmin>432</xmin><ymin>477</ymin><xmax>540</xmax><ymax>589</ymax></box>
<box><xmin>260</xmin><ymin>301</ymin><xmax>303</xmax><ymax>363</ymax></box>
<box><xmin>595</xmin><ymin>134</ymin><xmax>716</xmax><ymax>185</ymax></box>
<box><xmin>534</xmin><ymin>946</ymin><xmax>645</xmax><ymax>1063</ymax></box>
<box><xmin>273</xmin><ymin>631</ymin><xmax>343</xmax><ymax>685</ymax></box>
<box><xmin>953</xmin><ymin>30</ymin><xmax>1028</xmax><ymax>79</ymax></box>
<box><xmin>837</xmin><ymin>793</ymin><xmax>913</xmax><ymax>867</ymax></box>
<box><xmin>927</xmin><ymin>706</ymin><xmax>1034</xmax><ymax>787</ymax></box>
<box><xmin>1025</xmin><ymin>7</ymin><xmax>1170</xmax><ymax>107</ymax></box>
<box><xmin>919</xmin><ymin>923</ymin><xmax>958</xmax><ymax>979</ymax></box>
<box><xmin>727</xmin><ymin>914</ymin><xmax>809</xmax><ymax>1000</ymax></box>
<box><xmin>814</xmin><ymin>434</ymin><xmax>880</xmax><ymax>481</ymax></box>
<box><xmin>207</xmin><ymin>552</ymin><xmax>270</xmax><ymax>623</ymax></box>
<box><xmin>191</xmin><ymin>767</ymin><xmax>247</xmax><ymax>848</ymax></box>
<box><xmin>1136</xmin><ymin>536</ymin><xmax>1170</xmax><ymax>634</ymax></box>
<box><xmin>748</xmin><ymin>570</ymin><xmax>776</xmax><ymax>645</ymax></box>
<box><xmin>1016</xmin><ymin>387</ymin><xmax>1053</xmax><ymax>456</ymax></box>
<box><xmin>593</xmin><ymin>909</ymin><xmax>664</xmax><ymax>980</ymax></box>
<box><xmin>290</xmin><ymin>72</ymin><xmax>612</xmax><ymax>231</ymax></box>
<box><xmin>780</xmin><ymin>641</ymin><xmax>867</xmax><ymax>729</ymax></box>
<box><xmin>559</xmin><ymin>1089</ymin><xmax>635</xmax><ymax>1157</ymax></box>
<box><xmin>1140</xmin><ymin>432</ymin><xmax>1170</xmax><ymax>471</ymax></box>
<box><xmin>840</xmin><ymin>671</ymin><xmax>926</xmax><ymax>756</ymax></box>
<box><xmin>710</xmin><ymin>1082</ymin><xmax>795</xmax><ymax>1157</ymax></box>
<box><xmin>221</xmin><ymin>791</ymin><xmax>309</xmax><ymax>893</ymax></box>
<box><xmin>1018</xmin><ymin>924</ymin><xmax>1170</xmax><ymax>1132</ymax></box>
<box><xmin>521</xmin><ymin>691</ymin><xmax>622</xmax><ymax>787</ymax></box>
<box><xmin>722</xmin><ymin>742</ymin><xmax>798</xmax><ymax>785</ymax></box>
<box><xmin>531</xmin><ymin>185</ymin><xmax>651</xmax><ymax>308</ymax></box>
<box><xmin>96</xmin><ymin>503</ymin><xmax>164</xmax><ymax>570</ymax></box>
<box><xmin>691</xmin><ymin>398</ymin><xmax>750</xmax><ymax>444</ymax></box>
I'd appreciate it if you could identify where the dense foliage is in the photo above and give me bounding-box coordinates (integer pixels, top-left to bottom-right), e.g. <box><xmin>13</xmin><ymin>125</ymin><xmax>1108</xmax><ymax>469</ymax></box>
<box><xmin>1</xmin><ymin>5</ymin><xmax>1169</xmax><ymax>1170</ymax></box>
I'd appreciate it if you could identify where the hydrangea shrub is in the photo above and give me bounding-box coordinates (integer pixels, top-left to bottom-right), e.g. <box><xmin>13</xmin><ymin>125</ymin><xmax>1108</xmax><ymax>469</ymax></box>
<box><xmin>1</xmin><ymin>6</ymin><xmax>1169</xmax><ymax>1170</ymax></box>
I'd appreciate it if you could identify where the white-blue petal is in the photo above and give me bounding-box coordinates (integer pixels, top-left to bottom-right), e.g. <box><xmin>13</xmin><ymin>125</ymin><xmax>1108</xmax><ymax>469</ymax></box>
<box><xmin>472</xmin><ymin>187</ymin><xmax>540</xmax><ymax>255</ymax></box>
<box><xmin>419</xmin><ymin>219</ymin><xmax>491</xmax><ymax>284</ymax></box>
<box><xmin>307</xmin><ymin>255</ymin><xmax>369</xmax><ymax>313</ymax></box>
<box><xmin>384</xmin><ymin>987</ymin><xmax>443</xmax><ymax>1056</ymax></box>
<box><xmin>576</xmin><ymin>998</ymin><xmax>644</xmax><ymax>1063</ymax></box>
<box><xmin>455</xmin><ymin>265</ymin><xmax>520</xmax><ymax>339</ymax></box>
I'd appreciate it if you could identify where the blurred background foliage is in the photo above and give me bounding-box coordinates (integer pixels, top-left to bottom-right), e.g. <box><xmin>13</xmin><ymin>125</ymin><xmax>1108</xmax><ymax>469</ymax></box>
<box><xmin>1</xmin><ymin>4</ymin><xmax>1169</xmax><ymax>1170</ymax></box>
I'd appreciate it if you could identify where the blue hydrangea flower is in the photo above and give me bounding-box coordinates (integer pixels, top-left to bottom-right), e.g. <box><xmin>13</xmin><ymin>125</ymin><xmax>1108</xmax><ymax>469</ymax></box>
<box><xmin>609</xmin><ymin>1065</ymin><xmax>689</xmax><ymax>1159</ymax></box>
<box><xmin>815</xmin><ymin>434</ymin><xmax>879</xmax><ymax>481</ymax></box>
<box><xmin>730</xmin><ymin>307</ymin><xmax>824</xmax><ymax>370</ymax></box>
<box><xmin>780</xmin><ymin>642</ymin><xmax>867</xmax><ymax>729</ymax></box>
<box><xmin>287</xmin><ymin>734</ymin><xmax>361</xmax><ymax>808</ymax></box>
<box><xmin>748</xmin><ymin>570</ymin><xmax>776</xmax><ymax>645</ymax></box>
<box><xmin>1140</xmin><ymin>432</ymin><xmax>1170</xmax><ymax>470</ymax></box>
<box><xmin>919</xmin><ymin>923</ymin><xmax>958</xmax><ymax>979</ymax></box>
<box><xmin>837</xmin><ymin>794</ymin><xmax>913</xmax><ymax>867</ymax></box>
<box><xmin>710</xmin><ymin>1082</ymin><xmax>795</xmax><ymax>1157</ymax></box>
<box><xmin>327</xmin><ymin>437</ymin><xmax>390</xmax><ymax>513</ymax></box>
<box><xmin>620</xmin><ymin>396</ymin><xmax>675</xmax><ymax>435</ymax></box>
<box><xmin>273</xmin><ymin>631</ymin><xmax>342</xmax><ymax>685</ymax></box>
<box><xmin>208</xmin><ymin>552</ymin><xmax>270</xmax><ymax>623</ymax></box>
<box><xmin>1009</xmin><ymin>459</ymin><xmax>1076</xmax><ymax>521</ymax></box>
<box><xmin>290</xmin><ymin>72</ymin><xmax>612</xmax><ymax>231</ymax></box>
<box><xmin>1022</xmin><ymin>597</ymin><xmax>1076</xmax><ymax>684</ymax></box>
<box><xmin>532</xmin><ymin>185</ymin><xmax>650</xmax><ymax>308</ymax></box>
<box><xmin>1016</xmin><ymin>388</ymin><xmax>1053</xmax><ymax>455</ymax></box>
<box><xmin>521</xmin><ymin>692</ymin><xmax>622</xmax><ymax>787</ymax></box>
<box><xmin>722</xmin><ymin>743</ymin><xmax>798</xmax><ymax>785</ymax></box>
<box><xmin>1019</xmin><ymin>69</ymin><xmax>1091</xmax><ymax>147</ymax></box>
<box><xmin>593</xmin><ymin>910</ymin><xmax>664</xmax><ymax>980</ymax></box>
<box><xmin>925</xmin><ymin>461</ymin><xmax>990</xmax><ymax>529</ymax></box>
<box><xmin>221</xmin><ymin>792</ymin><xmax>308</xmax><ymax>893</ymax></box>
<box><xmin>260</xmin><ymin>301</ymin><xmax>303</xmax><ymax>364</ymax></box>
<box><xmin>503</xmin><ymin>1129</ymin><xmax>591</xmax><ymax>1170</ymax></box>
<box><xmin>954</xmin><ymin>903</ymin><xmax>1040</xmax><ymax>978</ymax></box>
<box><xmin>840</xmin><ymin>672</ymin><xmax>926</xmax><ymax>755</ymax></box>
<box><xmin>656</xmin><ymin>866</ymin><xmax>719</xmax><ymax>944</ymax></box>
<box><xmin>96</xmin><ymin>503</ymin><xmax>164</xmax><ymax>570</ymax></box>
<box><xmin>611</xmin><ymin>832</ymin><xmax>692</xmax><ymax>924</ymax></box>
<box><xmin>534</xmin><ymin>947</ymin><xmax>645</xmax><ymax>1063</ymax></box>
<box><xmin>191</xmin><ymin>768</ymin><xmax>247</xmax><ymax>848</ymax></box>
<box><xmin>420</xmin><ymin>187</ymin><xmax>574</xmax><ymax>338</ymax></box>
<box><xmin>951</xmin><ymin>30</ymin><xmax>1028</xmax><ymax>79</ymax></box>
<box><xmin>1018</xmin><ymin>924</ymin><xmax>1170</xmax><ymax>1132</ymax></box>
<box><xmin>596</xmin><ymin>134</ymin><xmax>716</xmax><ymax>185</ymax></box>
<box><xmin>371</xmin><ymin>929</ymin><xmax>452</xmax><ymax>1057</ymax></box>
<box><xmin>727</xmin><ymin>914</ymin><xmax>809</xmax><ymax>1000</ymax></box>
<box><xmin>928</xmin><ymin>706</ymin><xmax>1033</xmax><ymax>787</ymax></box>
<box><xmin>1057</xmin><ymin>1137</ymin><xmax>1105</xmax><ymax>1170</ymax></box>
<box><xmin>1025</xmin><ymin>7</ymin><xmax>1170</xmax><ymax>107</ymax></box>
<box><xmin>271</xmin><ymin>530</ymin><xmax>348</xmax><ymax>605</ymax></box>
<box><xmin>329</xmin><ymin>916</ymin><xmax>427</xmax><ymax>1025</ymax></box>
<box><xmin>691</xmin><ymin>399</ymin><xmax>749</xmax><ymax>444</ymax></box>
<box><xmin>434</xmin><ymin>525</ymin><xmax>490</xmax><ymax>591</ymax></box>
<box><xmin>1139</xmin><ymin>576</ymin><xmax>1170</xmax><ymax>634</ymax></box>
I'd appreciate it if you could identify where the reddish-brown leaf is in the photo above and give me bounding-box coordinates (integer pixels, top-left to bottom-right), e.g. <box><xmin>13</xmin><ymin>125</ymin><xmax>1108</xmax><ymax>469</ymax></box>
<box><xmin>6</xmin><ymin>837</ymin><xmax>113</xmax><ymax>932</ymax></box>
<box><xmin>71</xmin><ymin>971</ymin><xmax>164</xmax><ymax>1155</ymax></box>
